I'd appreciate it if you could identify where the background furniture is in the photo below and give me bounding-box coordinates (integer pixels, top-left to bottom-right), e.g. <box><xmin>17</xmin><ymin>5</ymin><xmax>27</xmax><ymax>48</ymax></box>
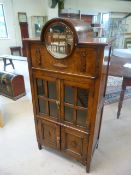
<box><xmin>117</xmin><ymin>77</ymin><xmax>131</xmax><ymax>119</ymax></box>
<box><xmin>2</xmin><ymin>57</ymin><xmax>15</xmax><ymax>71</ymax></box>
<box><xmin>19</xmin><ymin>22</ymin><xmax>29</xmax><ymax>57</ymax></box>
<box><xmin>0</xmin><ymin>55</ymin><xmax>26</xmax><ymax>71</ymax></box>
<box><xmin>25</xmin><ymin>18</ymin><xmax>111</xmax><ymax>173</ymax></box>
<box><xmin>10</xmin><ymin>46</ymin><xmax>22</xmax><ymax>56</ymax></box>
<box><xmin>124</xmin><ymin>38</ymin><xmax>131</xmax><ymax>48</ymax></box>
<box><xmin>0</xmin><ymin>71</ymin><xmax>26</xmax><ymax>100</ymax></box>
<box><xmin>18</xmin><ymin>12</ymin><xmax>29</xmax><ymax>57</ymax></box>
<box><xmin>109</xmin><ymin>55</ymin><xmax>131</xmax><ymax>118</ymax></box>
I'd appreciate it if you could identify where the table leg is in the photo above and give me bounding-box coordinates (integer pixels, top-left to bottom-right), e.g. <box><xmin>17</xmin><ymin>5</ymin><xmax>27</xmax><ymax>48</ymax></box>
<box><xmin>117</xmin><ymin>78</ymin><xmax>126</xmax><ymax>119</ymax></box>
<box><xmin>2</xmin><ymin>58</ymin><xmax>15</xmax><ymax>71</ymax></box>
<box><xmin>3</xmin><ymin>58</ymin><xmax>6</xmax><ymax>71</ymax></box>
<box><xmin>9</xmin><ymin>59</ymin><xmax>15</xmax><ymax>69</ymax></box>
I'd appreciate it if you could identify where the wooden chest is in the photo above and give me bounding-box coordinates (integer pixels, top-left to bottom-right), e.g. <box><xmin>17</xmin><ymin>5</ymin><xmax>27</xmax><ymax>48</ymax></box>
<box><xmin>25</xmin><ymin>18</ymin><xmax>111</xmax><ymax>173</ymax></box>
<box><xmin>0</xmin><ymin>71</ymin><xmax>26</xmax><ymax>100</ymax></box>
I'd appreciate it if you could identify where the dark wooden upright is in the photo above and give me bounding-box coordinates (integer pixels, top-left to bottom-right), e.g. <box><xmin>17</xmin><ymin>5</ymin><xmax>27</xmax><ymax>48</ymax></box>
<box><xmin>19</xmin><ymin>22</ymin><xmax>29</xmax><ymax>57</ymax></box>
<box><xmin>25</xmin><ymin>18</ymin><xmax>111</xmax><ymax>173</ymax></box>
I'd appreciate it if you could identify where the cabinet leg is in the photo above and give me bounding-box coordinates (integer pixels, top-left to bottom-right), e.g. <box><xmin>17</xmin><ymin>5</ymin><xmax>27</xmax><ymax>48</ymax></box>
<box><xmin>86</xmin><ymin>163</ymin><xmax>90</xmax><ymax>173</ymax></box>
<box><xmin>96</xmin><ymin>142</ymin><xmax>99</xmax><ymax>149</ymax></box>
<box><xmin>38</xmin><ymin>143</ymin><xmax>42</xmax><ymax>150</ymax></box>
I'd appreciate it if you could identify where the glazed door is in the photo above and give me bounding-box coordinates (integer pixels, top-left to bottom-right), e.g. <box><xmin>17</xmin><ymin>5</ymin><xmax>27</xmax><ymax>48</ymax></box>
<box><xmin>35</xmin><ymin>76</ymin><xmax>60</xmax><ymax>121</ymax></box>
<box><xmin>35</xmin><ymin>75</ymin><xmax>92</xmax><ymax>127</ymax></box>
<box><xmin>61</xmin><ymin>80</ymin><xmax>91</xmax><ymax>129</ymax></box>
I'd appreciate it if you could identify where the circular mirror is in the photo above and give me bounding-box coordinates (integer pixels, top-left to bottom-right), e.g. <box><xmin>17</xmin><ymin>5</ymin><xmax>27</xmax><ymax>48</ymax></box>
<box><xmin>44</xmin><ymin>22</ymin><xmax>74</xmax><ymax>59</ymax></box>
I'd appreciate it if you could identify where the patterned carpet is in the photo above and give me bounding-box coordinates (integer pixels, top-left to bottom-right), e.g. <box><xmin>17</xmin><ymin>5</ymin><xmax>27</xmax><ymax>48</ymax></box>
<box><xmin>105</xmin><ymin>76</ymin><xmax>131</xmax><ymax>105</ymax></box>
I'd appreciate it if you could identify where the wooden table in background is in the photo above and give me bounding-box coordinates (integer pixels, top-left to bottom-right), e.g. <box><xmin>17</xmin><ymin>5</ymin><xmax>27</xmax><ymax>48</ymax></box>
<box><xmin>0</xmin><ymin>55</ymin><xmax>26</xmax><ymax>71</ymax></box>
<box><xmin>109</xmin><ymin>55</ymin><xmax>131</xmax><ymax>118</ymax></box>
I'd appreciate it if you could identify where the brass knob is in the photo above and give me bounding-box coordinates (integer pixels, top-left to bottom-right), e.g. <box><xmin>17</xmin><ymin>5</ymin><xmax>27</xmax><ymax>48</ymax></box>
<box><xmin>56</xmin><ymin>100</ymin><xmax>60</xmax><ymax>110</ymax></box>
<box><xmin>57</xmin><ymin>136</ymin><xmax>60</xmax><ymax>146</ymax></box>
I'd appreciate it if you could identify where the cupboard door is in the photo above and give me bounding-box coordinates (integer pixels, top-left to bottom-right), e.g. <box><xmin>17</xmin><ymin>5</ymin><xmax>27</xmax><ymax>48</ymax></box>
<box><xmin>61</xmin><ymin>80</ymin><xmax>91</xmax><ymax>129</ymax></box>
<box><xmin>40</xmin><ymin>120</ymin><xmax>60</xmax><ymax>150</ymax></box>
<box><xmin>35</xmin><ymin>77</ymin><xmax>60</xmax><ymax>121</ymax></box>
<box><xmin>61</xmin><ymin>126</ymin><xmax>88</xmax><ymax>163</ymax></box>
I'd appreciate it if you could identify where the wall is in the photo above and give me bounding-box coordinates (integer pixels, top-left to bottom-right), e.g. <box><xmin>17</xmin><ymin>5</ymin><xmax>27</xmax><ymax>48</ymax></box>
<box><xmin>126</xmin><ymin>16</ymin><xmax>131</xmax><ymax>33</ymax></box>
<box><xmin>0</xmin><ymin>0</ymin><xmax>59</xmax><ymax>55</ymax></box>
<box><xmin>0</xmin><ymin>0</ymin><xmax>16</xmax><ymax>54</ymax></box>
<box><xmin>0</xmin><ymin>0</ymin><xmax>131</xmax><ymax>55</ymax></box>
<box><xmin>64</xmin><ymin>0</ymin><xmax>131</xmax><ymax>13</ymax></box>
<box><xmin>48</xmin><ymin>4</ymin><xmax>58</xmax><ymax>20</ymax></box>
<box><xmin>0</xmin><ymin>0</ymin><xmax>47</xmax><ymax>55</ymax></box>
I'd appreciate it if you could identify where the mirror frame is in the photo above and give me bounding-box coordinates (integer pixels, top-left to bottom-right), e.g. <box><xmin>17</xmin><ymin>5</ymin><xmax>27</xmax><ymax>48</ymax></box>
<box><xmin>41</xmin><ymin>18</ymin><xmax>78</xmax><ymax>59</ymax></box>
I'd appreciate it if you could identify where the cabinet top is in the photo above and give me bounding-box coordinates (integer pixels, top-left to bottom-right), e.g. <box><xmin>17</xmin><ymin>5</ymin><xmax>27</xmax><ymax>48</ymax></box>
<box><xmin>25</xmin><ymin>18</ymin><xmax>110</xmax><ymax>59</ymax></box>
<box><xmin>40</xmin><ymin>18</ymin><xmax>109</xmax><ymax>45</ymax></box>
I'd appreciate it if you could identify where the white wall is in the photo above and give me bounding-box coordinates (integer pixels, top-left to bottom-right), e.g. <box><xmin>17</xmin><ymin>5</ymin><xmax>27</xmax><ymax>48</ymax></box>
<box><xmin>12</xmin><ymin>0</ymin><xmax>47</xmax><ymax>40</ymax></box>
<box><xmin>0</xmin><ymin>0</ymin><xmax>131</xmax><ymax>55</ymax></box>
<box><xmin>126</xmin><ymin>16</ymin><xmax>131</xmax><ymax>33</ymax></box>
<box><xmin>48</xmin><ymin>3</ymin><xmax>58</xmax><ymax>20</ymax></box>
<box><xmin>64</xmin><ymin>0</ymin><xmax>131</xmax><ymax>13</ymax></box>
<box><xmin>42</xmin><ymin>0</ymin><xmax>58</xmax><ymax>20</ymax></box>
<box><xmin>0</xmin><ymin>0</ymin><xmax>47</xmax><ymax>55</ymax></box>
<box><xmin>0</xmin><ymin>0</ymin><xmax>16</xmax><ymax>54</ymax></box>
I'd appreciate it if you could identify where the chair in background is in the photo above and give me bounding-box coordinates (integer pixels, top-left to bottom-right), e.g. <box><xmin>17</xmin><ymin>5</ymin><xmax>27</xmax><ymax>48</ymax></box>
<box><xmin>10</xmin><ymin>46</ymin><xmax>22</xmax><ymax>56</ymax></box>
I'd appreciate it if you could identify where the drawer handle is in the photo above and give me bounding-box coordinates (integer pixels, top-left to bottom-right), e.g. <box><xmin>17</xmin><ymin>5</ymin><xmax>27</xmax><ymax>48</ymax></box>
<box><xmin>35</xmin><ymin>48</ymin><xmax>42</xmax><ymax>66</ymax></box>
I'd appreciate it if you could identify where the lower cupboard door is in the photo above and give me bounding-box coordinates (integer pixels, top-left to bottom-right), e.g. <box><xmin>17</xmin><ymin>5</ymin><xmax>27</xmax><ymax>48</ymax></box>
<box><xmin>40</xmin><ymin>120</ymin><xmax>60</xmax><ymax>150</ymax></box>
<box><xmin>61</xmin><ymin>126</ymin><xmax>88</xmax><ymax>164</ymax></box>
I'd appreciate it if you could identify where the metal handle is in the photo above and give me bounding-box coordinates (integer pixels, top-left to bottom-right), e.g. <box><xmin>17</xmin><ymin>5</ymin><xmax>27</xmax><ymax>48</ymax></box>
<box><xmin>56</xmin><ymin>100</ymin><xmax>60</xmax><ymax>110</ymax></box>
<box><xmin>57</xmin><ymin>136</ymin><xmax>60</xmax><ymax>147</ymax></box>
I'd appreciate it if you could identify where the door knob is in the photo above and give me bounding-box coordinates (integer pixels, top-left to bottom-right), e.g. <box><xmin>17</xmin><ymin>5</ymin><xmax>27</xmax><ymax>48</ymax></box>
<box><xmin>56</xmin><ymin>100</ymin><xmax>60</xmax><ymax>110</ymax></box>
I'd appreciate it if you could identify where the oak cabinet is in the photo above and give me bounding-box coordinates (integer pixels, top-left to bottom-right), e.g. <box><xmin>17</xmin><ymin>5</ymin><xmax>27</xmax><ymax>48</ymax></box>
<box><xmin>25</xmin><ymin>18</ymin><xmax>111</xmax><ymax>173</ymax></box>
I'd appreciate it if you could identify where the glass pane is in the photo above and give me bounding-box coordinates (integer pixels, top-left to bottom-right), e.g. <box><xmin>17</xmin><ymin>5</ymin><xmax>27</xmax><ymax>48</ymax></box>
<box><xmin>64</xmin><ymin>106</ymin><xmax>73</xmax><ymax>123</ymax></box>
<box><xmin>48</xmin><ymin>81</ymin><xmax>56</xmax><ymax>99</ymax></box>
<box><xmin>37</xmin><ymin>79</ymin><xmax>45</xmax><ymax>95</ymax></box>
<box><xmin>38</xmin><ymin>98</ymin><xmax>46</xmax><ymax>114</ymax></box>
<box><xmin>64</xmin><ymin>86</ymin><xmax>74</xmax><ymax>104</ymax></box>
<box><xmin>77</xmin><ymin>88</ymin><xmax>88</xmax><ymax>108</ymax></box>
<box><xmin>77</xmin><ymin>110</ymin><xmax>87</xmax><ymax>127</ymax></box>
<box><xmin>49</xmin><ymin>102</ymin><xmax>58</xmax><ymax>118</ymax></box>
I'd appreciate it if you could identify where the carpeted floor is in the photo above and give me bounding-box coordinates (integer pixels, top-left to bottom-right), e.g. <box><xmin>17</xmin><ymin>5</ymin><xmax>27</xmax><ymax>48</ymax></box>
<box><xmin>105</xmin><ymin>76</ymin><xmax>131</xmax><ymax>105</ymax></box>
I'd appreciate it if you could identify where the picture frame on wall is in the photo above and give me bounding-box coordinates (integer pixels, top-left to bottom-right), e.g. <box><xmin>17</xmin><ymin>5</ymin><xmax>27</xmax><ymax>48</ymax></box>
<box><xmin>18</xmin><ymin>12</ymin><xmax>27</xmax><ymax>23</ymax></box>
<box><xmin>31</xmin><ymin>16</ymin><xmax>48</xmax><ymax>37</ymax></box>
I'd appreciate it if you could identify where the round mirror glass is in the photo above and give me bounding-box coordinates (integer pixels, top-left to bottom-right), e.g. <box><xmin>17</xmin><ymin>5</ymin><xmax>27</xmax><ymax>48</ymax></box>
<box><xmin>45</xmin><ymin>22</ymin><xmax>74</xmax><ymax>59</ymax></box>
